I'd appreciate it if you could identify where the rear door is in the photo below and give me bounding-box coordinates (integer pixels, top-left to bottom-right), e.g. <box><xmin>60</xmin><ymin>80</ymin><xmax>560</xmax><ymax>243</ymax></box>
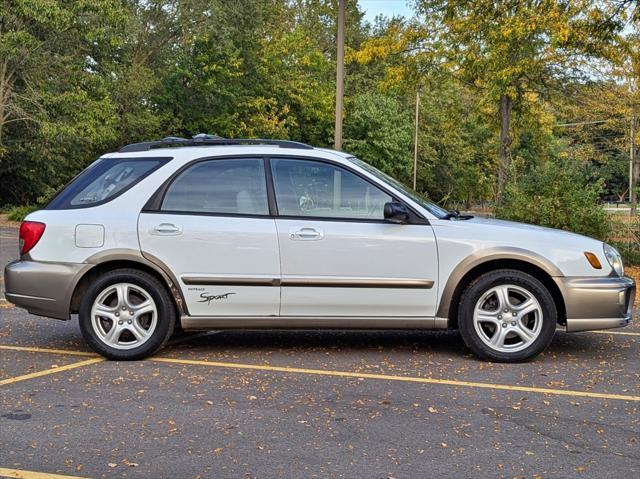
<box><xmin>138</xmin><ymin>157</ymin><xmax>280</xmax><ymax>316</ymax></box>
<box><xmin>270</xmin><ymin>157</ymin><xmax>438</xmax><ymax>318</ymax></box>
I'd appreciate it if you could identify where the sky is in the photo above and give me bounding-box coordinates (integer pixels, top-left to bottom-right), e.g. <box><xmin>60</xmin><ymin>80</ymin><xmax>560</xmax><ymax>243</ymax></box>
<box><xmin>359</xmin><ymin>0</ymin><xmax>414</xmax><ymax>22</ymax></box>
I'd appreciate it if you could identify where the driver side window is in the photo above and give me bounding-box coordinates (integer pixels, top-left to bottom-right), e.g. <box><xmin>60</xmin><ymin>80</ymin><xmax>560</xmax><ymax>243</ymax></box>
<box><xmin>271</xmin><ymin>158</ymin><xmax>392</xmax><ymax>220</ymax></box>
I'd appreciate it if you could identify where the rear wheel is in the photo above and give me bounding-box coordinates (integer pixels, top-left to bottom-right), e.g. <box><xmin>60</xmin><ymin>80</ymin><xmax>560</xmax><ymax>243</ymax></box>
<box><xmin>458</xmin><ymin>269</ymin><xmax>556</xmax><ymax>362</ymax></box>
<box><xmin>79</xmin><ymin>269</ymin><xmax>175</xmax><ymax>360</ymax></box>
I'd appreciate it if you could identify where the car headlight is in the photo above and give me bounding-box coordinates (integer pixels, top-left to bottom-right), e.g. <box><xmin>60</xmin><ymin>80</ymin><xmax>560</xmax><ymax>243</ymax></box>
<box><xmin>603</xmin><ymin>243</ymin><xmax>624</xmax><ymax>277</ymax></box>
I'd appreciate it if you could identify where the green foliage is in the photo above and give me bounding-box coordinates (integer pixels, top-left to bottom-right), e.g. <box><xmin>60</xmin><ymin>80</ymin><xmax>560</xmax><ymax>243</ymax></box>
<box><xmin>608</xmin><ymin>215</ymin><xmax>640</xmax><ymax>266</ymax></box>
<box><xmin>4</xmin><ymin>186</ymin><xmax>57</xmax><ymax>221</ymax></box>
<box><xmin>413</xmin><ymin>1</ymin><xmax>621</xmax><ymax>99</ymax></box>
<box><xmin>0</xmin><ymin>0</ymin><xmax>126</xmax><ymax>204</ymax></box>
<box><xmin>495</xmin><ymin>158</ymin><xmax>610</xmax><ymax>239</ymax></box>
<box><xmin>415</xmin><ymin>79</ymin><xmax>496</xmax><ymax>207</ymax></box>
<box><xmin>0</xmin><ymin>0</ymin><xmax>373</xmax><ymax>207</ymax></box>
<box><xmin>343</xmin><ymin>92</ymin><xmax>413</xmax><ymax>181</ymax></box>
<box><xmin>0</xmin><ymin>0</ymin><xmax>636</xmax><ymax>234</ymax></box>
<box><xmin>6</xmin><ymin>204</ymin><xmax>37</xmax><ymax>222</ymax></box>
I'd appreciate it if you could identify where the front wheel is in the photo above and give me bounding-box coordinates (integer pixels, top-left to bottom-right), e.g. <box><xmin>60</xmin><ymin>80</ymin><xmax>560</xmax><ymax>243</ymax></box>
<box><xmin>79</xmin><ymin>269</ymin><xmax>175</xmax><ymax>360</ymax></box>
<box><xmin>458</xmin><ymin>269</ymin><xmax>557</xmax><ymax>362</ymax></box>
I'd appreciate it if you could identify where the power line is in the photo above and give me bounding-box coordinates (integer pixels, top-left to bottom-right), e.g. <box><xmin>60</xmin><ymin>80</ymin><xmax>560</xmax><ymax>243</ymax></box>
<box><xmin>556</xmin><ymin>120</ymin><xmax>610</xmax><ymax>127</ymax></box>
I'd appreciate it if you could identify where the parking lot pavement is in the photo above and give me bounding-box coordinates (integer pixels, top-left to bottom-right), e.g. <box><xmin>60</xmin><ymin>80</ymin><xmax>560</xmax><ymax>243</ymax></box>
<box><xmin>1</xmin><ymin>223</ymin><xmax>639</xmax><ymax>478</ymax></box>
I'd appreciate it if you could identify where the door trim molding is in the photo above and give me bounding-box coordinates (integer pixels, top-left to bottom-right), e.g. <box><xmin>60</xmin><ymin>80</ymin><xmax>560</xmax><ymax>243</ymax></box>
<box><xmin>281</xmin><ymin>277</ymin><xmax>434</xmax><ymax>288</ymax></box>
<box><xmin>181</xmin><ymin>275</ymin><xmax>434</xmax><ymax>289</ymax></box>
<box><xmin>182</xmin><ymin>276</ymin><xmax>280</xmax><ymax>286</ymax></box>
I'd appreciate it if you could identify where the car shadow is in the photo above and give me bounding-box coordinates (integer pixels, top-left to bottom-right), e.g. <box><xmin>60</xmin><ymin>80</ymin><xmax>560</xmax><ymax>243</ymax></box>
<box><xmin>163</xmin><ymin>328</ymin><xmax>635</xmax><ymax>363</ymax></box>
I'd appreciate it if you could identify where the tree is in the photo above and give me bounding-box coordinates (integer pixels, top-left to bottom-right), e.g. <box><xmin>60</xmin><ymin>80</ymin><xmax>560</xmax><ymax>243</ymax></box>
<box><xmin>343</xmin><ymin>92</ymin><xmax>413</xmax><ymax>181</ymax></box>
<box><xmin>409</xmin><ymin>0</ymin><xmax>622</xmax><ymax>199</ymax></box>
<box><xmin>0</xmin><ymin>0</ymin><xmax>127</xmax><ymax>204</ymax></box>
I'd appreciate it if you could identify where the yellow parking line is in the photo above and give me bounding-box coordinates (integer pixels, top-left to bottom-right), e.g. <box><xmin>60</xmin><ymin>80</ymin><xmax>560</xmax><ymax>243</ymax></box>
<box><xmin>0</xmin><ymin>345</ymin><xmax>96</xmax><ymax>357</ymax></box>
<box><xmin>0</xmin><ymin>467</ymin><xmax>91</xmax><ymax>479</ymax></box>
<box><xmin>590</xmin><ymin>330</ymin><xmax>640</xmax><ymax>337</ymax></box>
<box><xmin>1</xmin><ymin>344</ymin><xmax>639</xmax><ymax>402</ymax></box>
<box><xmin>151</xmin><ymin>357</ymin><xmax>640</xmax><ymax>403</ymax></box>
<box><xmin>0</xmin><ymin>358</ymin><xmax>103</xmax><ymax>387</ymax></box>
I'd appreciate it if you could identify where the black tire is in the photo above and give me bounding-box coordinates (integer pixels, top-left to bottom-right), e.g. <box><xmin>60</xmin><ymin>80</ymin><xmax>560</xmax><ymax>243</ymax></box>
<box><xmin>457</xmin><ymin>269</ymin><xmax>557</xmax><ymax>362</ymax></box>
<box><xmin>79</xmin><ymin>268</ymin><xmax>175</xmax><ymax>360</ymax></box>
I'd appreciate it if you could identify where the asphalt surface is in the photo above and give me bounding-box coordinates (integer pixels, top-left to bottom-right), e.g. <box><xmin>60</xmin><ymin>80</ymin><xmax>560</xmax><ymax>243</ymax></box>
<box><xmin>1</xmin><ymin>223</ymin><xmax>639</xmax><ymax>479</ymax></box>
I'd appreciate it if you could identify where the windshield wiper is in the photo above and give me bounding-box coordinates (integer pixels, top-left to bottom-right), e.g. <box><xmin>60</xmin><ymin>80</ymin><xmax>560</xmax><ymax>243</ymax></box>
<box><xmin>442</xmin><ymin>209</ymin><xmax>474</xmax><ymax>220</ymax></box>
<box><xmin>442</xmin><ymin>209</ymin><xmax>460</xmax><ymax>220</ymax></box>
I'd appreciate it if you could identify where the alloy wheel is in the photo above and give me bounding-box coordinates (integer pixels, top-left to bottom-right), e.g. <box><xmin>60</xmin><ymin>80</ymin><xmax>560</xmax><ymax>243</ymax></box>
<box><xmin>472</xmin><ymin>284</ymin><xmax>543</xmax><ymax>353</ymax></box>
<box><xmin>90</xmin><ymin>282</ymin><xmax>158</xmax><ymax>350</ymax></box>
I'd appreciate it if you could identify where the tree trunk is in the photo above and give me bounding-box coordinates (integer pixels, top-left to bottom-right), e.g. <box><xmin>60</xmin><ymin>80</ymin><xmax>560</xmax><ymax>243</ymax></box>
<box><xmin>497</xmin><ymin>93</ymin><xmax>513</xmax><ymax>202</ymax></box>
<box><xmin>0</xmin><ymin>60</ymin><xmax>8</xmax><ymax>148</ymax></box>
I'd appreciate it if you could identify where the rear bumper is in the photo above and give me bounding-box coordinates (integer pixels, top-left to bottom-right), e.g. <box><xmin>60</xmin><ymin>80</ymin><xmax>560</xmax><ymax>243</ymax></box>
<box><xmin>554</xmin><ymin>276</ymin><xmax>635</xmax><ymax>332</ymax></box>
<box><xmin>4</xmin><ymin>260</ymin><xmax>90</xmax><ymax>320</ymax></box>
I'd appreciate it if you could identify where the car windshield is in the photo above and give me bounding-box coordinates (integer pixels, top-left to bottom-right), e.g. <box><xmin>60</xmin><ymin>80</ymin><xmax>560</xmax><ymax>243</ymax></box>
<box><xmin>346</xmin><ymin>157</ymin><xmax>449</xmax><ymax>219</ymax></box>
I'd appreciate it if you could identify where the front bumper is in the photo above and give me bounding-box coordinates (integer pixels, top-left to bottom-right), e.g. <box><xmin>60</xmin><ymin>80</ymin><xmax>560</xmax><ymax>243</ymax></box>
<box><xmin>554</xmin><ymin>276</ymin><xmax>635</xmax><ymax>332</ymax></box>
<box><xmin>4</xmin><ymin>260</ymin><xmax>90</xmax><ymax>320</ymax></box>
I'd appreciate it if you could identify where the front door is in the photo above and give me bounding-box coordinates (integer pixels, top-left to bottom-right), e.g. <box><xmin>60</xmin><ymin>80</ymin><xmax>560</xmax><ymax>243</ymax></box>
<box><xmin>138</xmin><ymin>157</ymin><xmax>280</xmax><ymax>316</ymax></box>
<box><xmin>270</xmin><ymin>157</ymin><xmax>438</xmax><ymax>318</ymax></box>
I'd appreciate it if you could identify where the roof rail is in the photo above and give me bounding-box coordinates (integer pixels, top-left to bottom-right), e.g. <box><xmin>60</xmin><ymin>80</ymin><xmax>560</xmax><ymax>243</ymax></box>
<box><xmin>118</xmin><ymin>135</ymin><xmax>314</xmax><ymax>153</ymax></box>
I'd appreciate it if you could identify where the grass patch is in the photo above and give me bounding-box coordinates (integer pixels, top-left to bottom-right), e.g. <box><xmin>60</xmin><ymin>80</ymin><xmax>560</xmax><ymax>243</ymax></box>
<box><xmin>4</xmin><ymin>204</ymin><xmax>39</xmax><ymax>222</ymax></box>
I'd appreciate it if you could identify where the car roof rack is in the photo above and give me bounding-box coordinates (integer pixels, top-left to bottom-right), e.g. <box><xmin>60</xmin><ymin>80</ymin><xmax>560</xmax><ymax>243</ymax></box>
<box><xmin>118</xmin><ymin>135</ymin><xmax>314</xmax><ymax>153</ymax></box>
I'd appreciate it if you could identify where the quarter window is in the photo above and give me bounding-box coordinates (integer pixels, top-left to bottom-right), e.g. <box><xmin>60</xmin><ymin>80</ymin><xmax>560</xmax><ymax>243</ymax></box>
<box><xmin>46</xmin><ymin>158</ymin><xmax>166</xmax><ymax>209</ymax></box>
<box><xmin>271</xmin><ymin>159</ymin><xmax>392</xmax><ymax>220</ymax></box>
<box><xmin>162</xmin><ymin>158</ymin><xmax>268</xmax><ymax>215</ymax></box>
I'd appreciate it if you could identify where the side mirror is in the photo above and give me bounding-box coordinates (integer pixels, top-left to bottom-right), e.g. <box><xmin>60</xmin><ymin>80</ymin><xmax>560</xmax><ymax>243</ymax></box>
<box><xmin>383</xmin><ymin>202</ymin><xmax>410</xmax><ymax>224</ymax></box>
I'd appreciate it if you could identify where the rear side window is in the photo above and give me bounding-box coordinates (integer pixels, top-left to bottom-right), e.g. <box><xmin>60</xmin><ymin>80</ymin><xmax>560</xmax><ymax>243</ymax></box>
<box><xmin>47</xmin><ymin>157</ymin><xmax>168</xmax><ymax>209</ymax></box>
<box><xmin>161</xmin><ymin>158</ymin><xmax>268</xmax><ymax>215</ymax></box>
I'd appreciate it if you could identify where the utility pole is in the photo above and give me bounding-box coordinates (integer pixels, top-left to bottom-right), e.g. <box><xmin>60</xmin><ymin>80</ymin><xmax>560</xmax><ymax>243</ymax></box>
<box><xmin>413</xmin><ymin>86</ymin><xmax>421</xmax><ymax>190</ymax></box>
<box><xmin>631</xmin><ymin>71</ymin><xmax>638</xmax><ymax>216</ymax></box>
<box><xmin>631</xmin><ymin>113</ymin><xmax>638</xmax><ymax>215</ymax></box>
<box><xmin>334</xmin><ymin>0</ymin><xmax>345</xmax><ymax>150</ymax></box>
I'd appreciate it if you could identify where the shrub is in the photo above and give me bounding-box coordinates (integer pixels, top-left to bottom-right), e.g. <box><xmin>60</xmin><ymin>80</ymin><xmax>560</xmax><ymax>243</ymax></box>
<box><xmin>495</xmin><ymin>158</ymin><xmax>610</xmax><ymax>240</ymax></box>
<box><xmin>4</xmin><ymin>187</ymin><xmax>58</xmax><ymax>222</ymax></box>
<box><xmin>6</xmin><ymin>204</ymin><xmax>40</xmax><ymax>222</ymax></box>
<box><xmin>607</xmin><ymin>215</ymin><xmax>640</xmax><ymax>266</ymax></box>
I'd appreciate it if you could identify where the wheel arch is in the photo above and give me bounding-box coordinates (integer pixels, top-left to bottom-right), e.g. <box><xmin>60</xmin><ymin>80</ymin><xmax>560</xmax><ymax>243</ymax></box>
<box><xmin>437</xmin><ymin>249</ymin><xmax>567</xmax><ymax>329</ymax></box>
<box><xmin>69</xmin><ymin>250</ymin><xmax>186</xmax><ymax>317</ymax></box>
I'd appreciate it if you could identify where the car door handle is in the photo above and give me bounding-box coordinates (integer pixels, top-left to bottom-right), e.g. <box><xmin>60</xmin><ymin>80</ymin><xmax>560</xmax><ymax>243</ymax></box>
<box><xmin>290</xmin><ymin>227</ymin><xmax>323</xmax><ymax>241</ymax></box>
<box><xmin>152</xmin><ymin>223</ymin><xmax>182</xmax><ymax>235</ymax></box>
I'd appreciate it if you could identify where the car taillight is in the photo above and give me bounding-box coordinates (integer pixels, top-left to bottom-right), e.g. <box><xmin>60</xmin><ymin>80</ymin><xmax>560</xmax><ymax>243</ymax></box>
<box><xmin>19</xmin><ymin>221</ymin><xmax>46</xmax><ymax>256</ymax></box>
